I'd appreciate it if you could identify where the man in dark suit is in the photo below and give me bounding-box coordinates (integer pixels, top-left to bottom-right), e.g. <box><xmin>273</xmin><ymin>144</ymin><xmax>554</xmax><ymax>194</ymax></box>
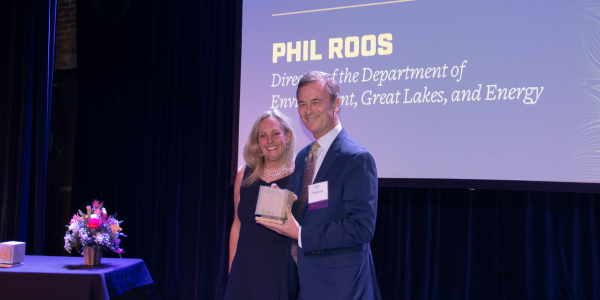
<box><xmin>258</xmin><ymin>71</ymin><xmax>381</xmax><ymax>299</ymax></box>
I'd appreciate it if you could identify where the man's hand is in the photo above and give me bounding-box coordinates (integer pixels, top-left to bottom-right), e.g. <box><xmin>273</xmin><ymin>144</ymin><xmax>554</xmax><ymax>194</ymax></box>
<box><xmin>256</xmin><ymin>204</ymin><xmax>300</xmax><ymax>240</ymax></box>
<box><xmin>269</xmin><ymin>183</ymin><xmax>298</xmax><ymax>201</ymax></box>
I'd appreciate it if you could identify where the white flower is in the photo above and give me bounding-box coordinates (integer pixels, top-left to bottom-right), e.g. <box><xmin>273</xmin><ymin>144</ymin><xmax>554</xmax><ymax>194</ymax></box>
<box><xmin>79</xmin><ymin>228</ymin><xmax>89</xmax><ymax>245</ymax></box>
<box><xmin>93</xmin><ymin>232</ymin><xmax>111</xmax><ymax>246</ymax></box>
<box><xmin>69</xmin><ymin>222</ymin><xmax>79</xmax><ymax>233</ymax></box>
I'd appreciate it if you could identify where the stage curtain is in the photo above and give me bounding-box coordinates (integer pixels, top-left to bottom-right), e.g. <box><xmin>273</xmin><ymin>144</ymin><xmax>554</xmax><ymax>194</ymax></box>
<box><xmin>372</xmin><ymin>188</ymin><xmax>599</xmax><ymax>299</ymax></box>
<box><xmin>73</xmin><ymin>0</ymin><xmax>238</xmax><ymax>299</ymax></box>
<box><xmin>0</xmin><ymin>0</ymin><xmax>57</xmax><ymax>255</ymax></box>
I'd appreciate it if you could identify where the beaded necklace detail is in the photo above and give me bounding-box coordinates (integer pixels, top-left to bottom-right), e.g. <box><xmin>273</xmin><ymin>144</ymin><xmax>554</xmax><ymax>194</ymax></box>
<box><xmin>261</xmin><ymin>164</ymin><xmax>289</xmax><ymax>182</ymax></box>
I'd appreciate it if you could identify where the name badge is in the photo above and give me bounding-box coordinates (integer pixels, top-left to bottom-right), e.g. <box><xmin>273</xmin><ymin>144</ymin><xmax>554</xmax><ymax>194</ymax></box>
<box><xmin>308</xmin><ymin>181</ymin><xmax>328</xmax><ymax>210</ymax></box>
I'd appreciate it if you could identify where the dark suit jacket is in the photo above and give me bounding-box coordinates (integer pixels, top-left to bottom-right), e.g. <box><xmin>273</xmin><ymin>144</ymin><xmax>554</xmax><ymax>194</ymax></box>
<box><xmin>291</xmin><ymin>128</ymin><xmax>381</xmax><ymax>300</ymax></box>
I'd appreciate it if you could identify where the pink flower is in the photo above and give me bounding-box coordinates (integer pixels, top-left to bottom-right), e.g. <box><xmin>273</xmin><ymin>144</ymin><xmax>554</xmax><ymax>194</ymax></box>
<box><xmin>92</xmin><ymin>199</ymin><xmax>103</xmax><ymax>210</ymax></box>
<box><xmin>87</xmin><ymin>218</ymin><xmax>101</xmax><ymax>229</ymax></box>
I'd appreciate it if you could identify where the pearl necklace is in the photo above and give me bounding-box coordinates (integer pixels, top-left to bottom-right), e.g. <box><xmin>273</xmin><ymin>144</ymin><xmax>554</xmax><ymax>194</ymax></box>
<box><xmin>261</xmin><ymin>164</ymin><xmax>289</xmax><ymax>182</ymax></box>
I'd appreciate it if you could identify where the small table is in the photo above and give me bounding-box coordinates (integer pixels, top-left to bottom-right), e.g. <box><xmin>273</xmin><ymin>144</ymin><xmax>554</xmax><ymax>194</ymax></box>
<box><xmin>0</xmin><ymin>255</ymin><xmax>154</xmax><ymax>300</ymax></box>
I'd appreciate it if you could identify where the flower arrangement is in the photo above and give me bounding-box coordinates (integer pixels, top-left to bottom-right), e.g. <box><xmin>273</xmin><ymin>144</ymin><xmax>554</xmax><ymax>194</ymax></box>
<box><xmin>64</xmin><ymin>199</ymin><xmax>126</xmax><ymax>257</ymax></box>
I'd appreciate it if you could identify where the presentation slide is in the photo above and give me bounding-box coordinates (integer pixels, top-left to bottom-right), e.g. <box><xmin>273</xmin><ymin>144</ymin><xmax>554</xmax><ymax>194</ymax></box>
<box><xmin>238</xmin><ymin>0</ymin><xmax>600</xmax><ymax>184</ymax></box>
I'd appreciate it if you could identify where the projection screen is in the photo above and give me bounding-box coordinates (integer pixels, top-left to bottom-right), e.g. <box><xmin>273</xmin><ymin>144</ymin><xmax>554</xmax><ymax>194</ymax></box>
<box><xmin>237</xmin><ymin>0</ymin><xmax>600</xmax><ymax>192</ymax></box>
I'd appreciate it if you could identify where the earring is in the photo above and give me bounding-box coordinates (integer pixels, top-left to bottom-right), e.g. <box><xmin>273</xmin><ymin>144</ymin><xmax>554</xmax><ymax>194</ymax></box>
<box><xmin>258</xmin><ymin>148</ymin><xmax>262</xmax><ymax>153</ymax></box>
<box><xmin>286</xmin><ymin>144</ymin><xmax>289</xmax><ymax>149</ymax></box>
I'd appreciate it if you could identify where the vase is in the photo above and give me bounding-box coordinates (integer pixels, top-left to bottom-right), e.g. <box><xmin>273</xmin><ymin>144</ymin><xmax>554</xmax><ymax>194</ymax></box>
<box><xmin>83</xmin><ymin>245</ymin><xmax>103</xmax><ymax>265</ymax></box>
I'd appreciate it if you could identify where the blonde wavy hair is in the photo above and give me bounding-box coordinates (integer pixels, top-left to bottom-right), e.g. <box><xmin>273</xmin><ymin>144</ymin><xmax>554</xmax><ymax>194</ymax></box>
<box><xmin>242</xmin><ymin>109</ymin><xmax>296</xmax><ymax>186</ymax></box>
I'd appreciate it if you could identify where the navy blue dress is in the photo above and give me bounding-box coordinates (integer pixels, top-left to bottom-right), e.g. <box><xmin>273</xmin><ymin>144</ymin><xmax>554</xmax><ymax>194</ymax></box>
<box><xmin>224</xmin><ymin>167</ymin><xmax>294</xmax><ymax>300</ymax></box>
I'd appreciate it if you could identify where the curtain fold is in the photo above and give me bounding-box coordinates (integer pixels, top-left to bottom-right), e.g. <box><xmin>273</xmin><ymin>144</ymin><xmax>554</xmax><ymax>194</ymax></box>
<box><xmin>0</xmin><ymin>0</ymin><xmax>56</xmax><ymax>255</ymax></box>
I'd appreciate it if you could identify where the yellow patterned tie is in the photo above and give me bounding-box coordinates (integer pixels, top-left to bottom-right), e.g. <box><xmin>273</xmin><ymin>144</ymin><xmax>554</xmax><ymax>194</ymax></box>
<box><xmin>292</xmin><ymin>141</ymin><xmax>320</xmax><ymax>263</ymax></box>
<box><xmin>296</xmin><ymin>141</ymin><xmax>320</xmax><ymax>218</ymax></box>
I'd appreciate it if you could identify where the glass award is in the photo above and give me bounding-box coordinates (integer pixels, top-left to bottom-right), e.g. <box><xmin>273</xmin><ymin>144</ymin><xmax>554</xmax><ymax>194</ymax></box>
<box><xmin>255</xmin><ymin>185</ymin><xmax>296</xmax><ymax>224</ymax></box>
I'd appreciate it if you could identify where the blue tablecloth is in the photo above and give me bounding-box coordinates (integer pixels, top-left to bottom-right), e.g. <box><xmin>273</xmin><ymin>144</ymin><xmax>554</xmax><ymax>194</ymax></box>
<box><xmin>0</xmin><ymin>255</ymin><xmax>153</xmax><ymax>300</ymax></box>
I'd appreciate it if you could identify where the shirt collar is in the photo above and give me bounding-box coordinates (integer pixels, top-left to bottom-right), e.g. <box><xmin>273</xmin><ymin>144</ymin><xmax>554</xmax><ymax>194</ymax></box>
<box><xmin>315</xmin><ymin>122</ymin><xmax>342</xmax><ymax>152</ymax></box>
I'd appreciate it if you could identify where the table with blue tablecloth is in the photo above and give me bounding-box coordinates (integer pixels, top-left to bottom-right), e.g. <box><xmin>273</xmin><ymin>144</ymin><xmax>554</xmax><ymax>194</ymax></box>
<box><xmin>0</xmin><ymin>255</ymin><xmax>153</xmax><ymax>300</ymax></box>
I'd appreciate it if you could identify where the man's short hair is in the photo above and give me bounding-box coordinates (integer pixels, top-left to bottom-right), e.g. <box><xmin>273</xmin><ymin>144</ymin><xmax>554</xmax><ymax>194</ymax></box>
<box><xmin>296</xmin><ymin>71</ymin><xmax>341</xmax><ymax>114</ymax></box>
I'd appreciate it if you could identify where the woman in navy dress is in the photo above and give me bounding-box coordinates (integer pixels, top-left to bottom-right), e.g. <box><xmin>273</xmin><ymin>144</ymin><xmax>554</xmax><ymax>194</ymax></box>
<box><xmin>225</xmin><ymin>109</ymin><xmax>297</xmax><ymax>300</ymax></box>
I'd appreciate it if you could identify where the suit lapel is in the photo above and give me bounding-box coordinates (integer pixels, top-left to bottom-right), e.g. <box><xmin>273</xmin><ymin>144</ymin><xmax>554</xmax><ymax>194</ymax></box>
<box><xmin>314</xmin><ymin>129</ymin><xmax>345</xmax><ymax>184</ymax></box>
<box><xmin>298</xmin><ymin>129</ymin><xmax>347</xmax><ymax>219</ymax></box>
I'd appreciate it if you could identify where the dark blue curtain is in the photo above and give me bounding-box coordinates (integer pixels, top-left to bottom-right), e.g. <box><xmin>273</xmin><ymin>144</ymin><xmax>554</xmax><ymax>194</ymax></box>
<box><xmin>73</xmin><ymin>1</ymin><xmax>599</xmax><ymax>299</ymax></box>
<box><xmin>73</xmin><ymin>0</ymin><xmax>239</xmax><ymax>299</ymax></box>
<box><xmin>371</xmin><ymin>188</ymin><xmax>600</xmax><ymax>299</ymax></box>
<box><xmin>0</xmin><ymin>0</ymin><xmax>57</xmax><ymax>255</ymax></box>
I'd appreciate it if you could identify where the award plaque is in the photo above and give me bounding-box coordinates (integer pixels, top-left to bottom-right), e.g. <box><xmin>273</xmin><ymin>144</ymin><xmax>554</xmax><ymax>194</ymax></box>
<box><xmin>255</xmin><ymin>186</ymin><xmax>296</xmax><ymax>224</ymax></box>
<box><xmin>0</xmin><ymin>241</ymin><xmax>25</xmax><ymax>268</ymax></box>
